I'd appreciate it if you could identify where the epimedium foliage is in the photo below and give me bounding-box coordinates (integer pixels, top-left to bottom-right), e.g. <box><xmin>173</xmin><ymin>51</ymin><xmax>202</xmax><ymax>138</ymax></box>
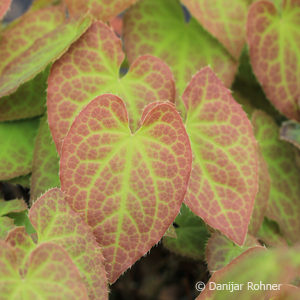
<box><xmin>0</xmin><ymin>0</ymin><xmax>299</xmax><ymax>299</ymax></box>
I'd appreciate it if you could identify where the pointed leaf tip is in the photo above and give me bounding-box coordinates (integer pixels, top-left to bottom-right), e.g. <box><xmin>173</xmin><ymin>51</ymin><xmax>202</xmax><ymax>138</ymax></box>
<box><xmin>183</xmin><ymin>67</ymin><xmax>259</xmax><ymax>246</ymax></box>
<box><xmin>60</xmin><ymin>94</ymin><xmax>192</xmax><ymax>282</ymax></box>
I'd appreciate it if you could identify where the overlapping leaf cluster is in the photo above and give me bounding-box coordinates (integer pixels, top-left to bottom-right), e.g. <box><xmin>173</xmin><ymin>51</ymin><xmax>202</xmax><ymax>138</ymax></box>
<box><xmin>0</xmin><ymin>0</ymin><xmax>299</xmax><ymax>299</ymax></box>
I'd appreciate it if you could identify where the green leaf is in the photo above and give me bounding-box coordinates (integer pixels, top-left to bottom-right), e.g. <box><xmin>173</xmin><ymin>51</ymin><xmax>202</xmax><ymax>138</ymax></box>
<box><xmin>257</xmin><ymin>218</ymin><xmax>288</xmax><ymax>247</ymax></box>
<box><xmin>60</xmin><ymin>95</ymin><xmax>192</xmax><ymax>282</ymax></box>
<box><xmin>0</xmin><ymin>199</ymin><xmax>27</xmax><ymax>239</ymax></box>
<box><xmin>47</xmin><ymin>20</ymin><xmax>175</xmax><ymax>153</ymax></box>
<box><xmin>0</xmin><ymin>198</ymin><xmax>28</xmax><ymax>239</ymax></box>
<box><xmin>252</xmin><ymin>110</ymin><xmax>300</xmax><ymax>243</ymax></box>
<box><xmin>163</xmin><ymin>204</ymin><xmax>210</xmax><ymax>260</ymax></box>
<box><xmin>0</xmin><ymin>118</ymin><xmax>39</xmax><ymax>180</ymax></box>
<box><xmin>7</xmin><ymin>211</ymin><xmax>36</xmax><ymax>235</ymax></box>
<box><xmin>280</xmin><ymin>120</ymin><xmax>300</xmax><ymax>149</ymax></box>
<box><xmin>0</xmin><ymin>199</ymin><xmax>27</xmax><ymax>216</ymax></box>
<box><xmin>66</xmin><ymin>0</ymin><xmax>137</xmax><ymax>21</ymax></box>
<box><xmin>247</xmin><ymin>0</ymin><xmax>300</xmax><ymax>121</ymax></box>
<box><xmin>28</xmin><ymin>188</ymin><xmax>108</xmax><ymax>299</ymax></box>
<box><xmin>0</xmin><ymin>16</ymin><xmax>92</xmax><ymax>97</ymax></box>
<box><xmin>0</xmin><ymin>241</ymin><xmax>89</xmax><ymax>299</ymax></box>
<box><xmin>182</xmin><ymin>67</ymin><xmax>259</xmax><ymax>246</ymax></box>
<box><xmin>197</xmin><ymin>246</ymin><xmax>300</xmax><ymax>300</ymax></box>
<box><xmin>205</xmin><ymin>233</ymin><xmax>259</xmax><ymax>272</ymax></box>
<box><xmin>248</xmin><ymin>148</ymin><xmax>270</xmax><ymax>235</ymax></box>
<box><xmin>0</xmin><ymin>66</ymin><xmax>50</xmax><ymax>121</ymax></box>
<box><xmin>123</xmin><ymin>0</ymin><xmax>238</xmax><ymax>109</ymax></box>
<box><xmin>5</xmin><ymin>174</ymin><xmax>31</xmax><ymax>188</ymax></box>
<box><xmin>30</xmin><ymin>114</ymin><xmax>60</xmax><ymax>202</ymax></box>
<box><xmin>181</xmin><ymin>0</ymin><xmax>253</xmax><ymax>59</ymax></box>
<box><xmin>0</xmin><ymin>2</ymin><xmax>65</xmax><ymax>75</ymax></box>
<box><xmin>0</xmin><ymin>0</ymin><xmax>11</xmax><ymax>20</ymax></box>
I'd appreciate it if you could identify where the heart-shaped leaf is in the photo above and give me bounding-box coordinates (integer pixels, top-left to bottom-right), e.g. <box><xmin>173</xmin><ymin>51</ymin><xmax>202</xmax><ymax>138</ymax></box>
<box><xmin>182</xmin><ymin>67</ymin><xmax>259</xmax><ymax>246</ymax></box>
<box><xmin>123</xmin><ymin>0</ymin><xmax>238</xmax><ymax>105</ymax></box>
<box><xmin>66</xmin><ymin>0</ymin><xmax>137</xmax><ymax>21</ymax></box>
<box><xmin>252</xmin><ymin>110</ymin><xmax>300</xmax><ymax>243</ymax></box>
<box><xmin>60</xmin><ymin>94</ymin><xmax>192</xmax><ymax>282</ymax></box>
<box><xmin>0</xmin><ymin>241</ymin><xmax>89</xmax><ymax>299</ymax></box>
<box><xmin>30</xmin><ymin>115</ymin><xmax>60</xmax><ymax>202</ymax></box>
<box><xmin>0</xmin><ymin>16</ymin><xmax>91</xmax><ymax>98</ymax></box>
<box><xmin>247</xmin><ymin>0</ymin><xmax>300</xmax><ymax>121</ymax></box>
<box><xmin>181</xmin><ymin>0</ymin><xmax>252</xmax><ymax>59</ymax></box>
<box><xmin>205</xmin><ymin>232</ymin><xmax>259</xmax><ymax>272</ymax></box>
<box><xmin>0</xmin><ymin>0</ymin><xmax>11</xmax><ymax>20</ymax></box>
<box><xmin>28</xmin><ymin>188</ymin><xmax>108</xmax><ymax>299</ymax></box>
<box><xmin>0</xmin><ymin>118</ymin><xmax>39</xmax><ymax>180</ymax></box>
<box><xmin>47</xmin><ymin>20</ymin><xmax>175</xmax><ymax>153</ymax></box>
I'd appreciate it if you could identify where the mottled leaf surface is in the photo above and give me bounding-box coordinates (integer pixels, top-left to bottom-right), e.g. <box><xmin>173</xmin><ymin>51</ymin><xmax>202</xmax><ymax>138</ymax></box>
<box><xmin>280</xmin><ymin>120</ymin><xmax>300</xmax><ymax>149</ymax></box>
<box><xmin>5</xmin><ymin>227</ymin><xmax>36</xmax><ymax>267</ymax></box>
<box><xmin>252</xmin><ymin>110</ymin><xmax>300</xmax><ymax>243</ymax></box>
<box><xmin>0</xmin><ymin>118</ymin><xmax>39</xmax><ymax>180</ymax></box>
<box><xmin>60</xmin><ymin>95</ymin><xmax>192</xmax><ymax>282</ymax></box>
<box><xmin>205</xmin><ymin>232</ymin><xmax>259</xmax><ymax>272</ymax></box>
<box><xmin>247</xmin><ymin>0</ymin><xmax>300</xmax><ymax>121</ymax></box>
<box><xmin>248</xmin><ymin>148</ymin><xmax>270</xmax><ymax>235</ymax></box>
<box><xmin>123</xmin><ymin>0</ymin><xmax>237</xmax><ymax>105</ymax></box>
<box><xmin>0</xmin><ymin>0</ymin><xmax>11</xmax><ymax>20</ymax></box>
<box><xmin>183</xmin><ymin>68</ymin><xmax>258</xmax><ymax>246</ymax></box>
<box><xmin>0</xmin><ymin>16</ymin><xmax>91</xmax><ymax>97</ymax></box>
<box><xmin>0</xmin><ymin>3</ymin><xmax>65</xmax><ymax>75</ymax></box>
<box><xmin>181</xmin><ymin>0</ymin><xmax>252</xmax><ymax>59</ymax></box>
<box><xmin>29</xmin><ymin>188</ymin><xmax>108</xmax><ymax>299</ymax></box>
<box><xmin>163</xmin><ymin>204</ymin><xmax>210</xmax><ymax>259</ymax></box>
<box><xmin>47</xmin><ymin>21</ymin><xmax>175</xmax><ymax>153</ymax></box>
<box><xmin>0</xmin><ymin>66</ymin><xmax>50</xmax><ymax>121</ymax></box>
<box><xmin>0</xmin><ymin>241</ymin><xmax>89</xmax><ymax>299</ymax></box>
<box><xmin>66</xmin><ymin>0</ymin><xmax>137</xmax><ymax>21</ymax></box>
<box><xmin>30</xmin><ymin>115</ymin><xmax>60</xmax><ymax>202</ymax></box>
<box><xmin>197</xmin><ymin>246</ymin><xmax>300</xmax><ymax>300</ymax></box>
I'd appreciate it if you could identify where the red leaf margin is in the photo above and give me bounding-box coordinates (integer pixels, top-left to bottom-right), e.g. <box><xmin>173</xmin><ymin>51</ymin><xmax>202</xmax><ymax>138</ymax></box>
<box><xmin>60</xmin><ymin>94</ymin><xmax>192</xmax><ymax>283</ymax></box>
<box><xmin>182</xmin><ymin>67</ymin><xmax>259</xmax><ymax>246</ymax></box>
